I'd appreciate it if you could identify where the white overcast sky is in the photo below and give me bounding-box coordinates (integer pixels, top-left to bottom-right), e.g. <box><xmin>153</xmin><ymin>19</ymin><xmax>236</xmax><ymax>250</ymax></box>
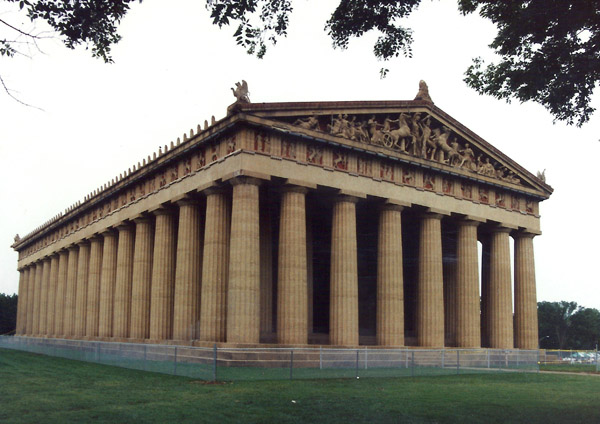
<box><xmin>1</xmin><ymin>1</ymin><xmax>598</xmax><ymax>310</ymax></box>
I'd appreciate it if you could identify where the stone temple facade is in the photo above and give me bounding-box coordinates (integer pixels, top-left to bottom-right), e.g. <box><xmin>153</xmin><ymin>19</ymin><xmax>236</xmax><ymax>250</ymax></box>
<box><xmin>12</xmin><ymin>83</ymin><xmax>552</xmax><ymax>349</ymax></box>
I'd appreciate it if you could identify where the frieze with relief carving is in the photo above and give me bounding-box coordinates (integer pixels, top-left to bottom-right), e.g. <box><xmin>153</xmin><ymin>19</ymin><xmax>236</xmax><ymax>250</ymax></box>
<box><xmin>290</xmin><ymin>112</ymin><xmax>522</xmax><ymax>185</ymax></box>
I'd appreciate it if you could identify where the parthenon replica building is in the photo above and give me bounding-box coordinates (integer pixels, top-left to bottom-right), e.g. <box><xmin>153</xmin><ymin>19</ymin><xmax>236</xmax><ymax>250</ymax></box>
<box><xmin>12</xmin><ymin>82</ymin><xmax>552</xmax><ymax>350</ymax></box>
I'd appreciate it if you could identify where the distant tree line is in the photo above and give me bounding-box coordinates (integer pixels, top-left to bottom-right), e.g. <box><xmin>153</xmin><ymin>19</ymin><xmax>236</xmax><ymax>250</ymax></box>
<box><xmin>0</xmin><ymin>293</ymin><xmax>17</xmax><ymax>335</ymax></box>
<box><xmin>538</xmin><ymin>301</ymin><xmax>600</xmax><ymax>350</ymax></box>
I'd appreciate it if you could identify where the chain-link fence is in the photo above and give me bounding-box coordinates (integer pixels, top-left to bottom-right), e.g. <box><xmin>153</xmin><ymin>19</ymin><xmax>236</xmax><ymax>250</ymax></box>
<box><xmin>539</xmin><ymin>349</ymin><xmax>599</xmax><ymax>372</ymax></box>
<box><xmin>0</xmin><ymin>336</ymin><xmax>539</xmax><ymax>381</ymax></box>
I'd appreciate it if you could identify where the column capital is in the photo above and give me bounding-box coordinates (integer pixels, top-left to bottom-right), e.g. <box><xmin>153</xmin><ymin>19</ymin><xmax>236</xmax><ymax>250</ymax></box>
<box><xmin>491</xmin><ymin>226</ymin><xmax>513</xmax><ymax>234</ymax></box>
<box><xmin>76</xmin><ymin>239</ymin><xmax>90</xmax><ymax>248</ymax></box>
<box><xmin>457</xmin><ymin>218</ymin><xmax>481</xmax><ymax>228</ymax></box>
<box><xmin>422</xmin><ymin>211</ymin><xmax>443</xmax><ymax>220</ymax></box>
<box><xmin>175</xmin><ymin>198</ymin><xmax>200</xmax><ymax>207</ymax></box>
<box><xmin>133</xmin><ymin>216</ymin><xmax>153</xmax><ymax>225</ymax></box>
<box><xmin>512</xmin><ymin>231</ymin><xmax>537</xmax><ymax>240</ymax></box>
<box><xmin>116</xmin><ymin>222</ymin><xmax>134</xmax><ymax>232</ymax></box>
<box><xmin>100</xmin><ymin>228</ymin><xmax>117</xmax><ymax>237</ymax></box>
<box><xmin>67</xmin><ymin>244</ymin><xmax>79</xmax><ymax>252</ymax></box>
<box><xmin>380</xmin><ymin>203</ymin><xmax>404</xmax><ymax>213</ymax></box>
<box><xmin>151</xmin><ymin>206</ymin><xmax>175</xmax><ymax>217</ymax></box>
<box><xmin>334</xmin><ymin>194</ymin><xmax>359</xmax><ymax>204</ymax></box>
<box><xmin>229</xmin><ymin>176</ymin><xmax>262</xmax><ymax>187</ymax></box>
<box><xmin>280</xmin><ymin>184</ymin><xmax>309</xmax><ymax>195</ymax></box>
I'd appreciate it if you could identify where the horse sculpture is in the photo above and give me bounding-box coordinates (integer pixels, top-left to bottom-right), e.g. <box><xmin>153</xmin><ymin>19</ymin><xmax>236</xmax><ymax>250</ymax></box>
<box><xmin>382</xmin><ymin>113</ymin><xmax>413</xmax><ymax>152</ymax></box>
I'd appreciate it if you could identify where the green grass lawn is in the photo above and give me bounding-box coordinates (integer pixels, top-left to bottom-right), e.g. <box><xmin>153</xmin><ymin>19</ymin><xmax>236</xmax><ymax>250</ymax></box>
<box><xmin>1</xmin><ymin>348</ymin><xmax>599</xmax><ymax>424</ymax></box>
<box><xmin>540</xmin><ymin>363</ymin><xmax>599</xmax><ymax>374</ymax></box>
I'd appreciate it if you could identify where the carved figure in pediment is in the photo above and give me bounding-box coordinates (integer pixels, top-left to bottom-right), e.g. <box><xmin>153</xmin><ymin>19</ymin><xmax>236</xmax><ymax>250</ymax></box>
<box><xmin>294</xmin><ymin>115</ymin><xmax>320</xmax><ymax>131</ymax></box>
<box><xmin>368</xmin><ymin>115</ymin><xmax>384</xmax><ymax>145</ymax></box>
<box><xmin>355</xmin><ymin>120</ymin><xmax>370</xmax><ymax>143</ymax></box>
<box><xmin>536</xmin><ymin>169</ymin><xmax>546</xmax><ymax>183</ymax></box>
<box><xmin>460</xmin><ymin>143</ymin><xmax>475</xmax><ymax>171</ymax></box>
<box><xmin>328</xmin><ymin>114</ymin><xmax>349</xmax><ymax>136</ymax></box>
<box><xmin>429</xmin><ymin>126</ymin><xmax>452</xmax><ymax>163</ymax></box>
<box><xmin>414</xmin><ymin>80</ymin><xmax>433</xmax><ymax>102</ymax></box>
<box><xmin>382</xmin><ymin>113</ymin><xmax>411</xmax><ymax>152</ymax></box>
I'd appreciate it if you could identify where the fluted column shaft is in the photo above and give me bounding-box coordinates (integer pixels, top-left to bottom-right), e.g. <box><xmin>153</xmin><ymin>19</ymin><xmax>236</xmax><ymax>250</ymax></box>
<box><xmin>514</xmin><ymin>233</ymin><xmax>538</xmax><ymax>349</ymax></box>
<box><xmin>149</xmin><ymin>209</ymin><xmax>177</xmax><ymax>340</ymax></box>
<box><xmin>376</xmin><ymin>204</ymin><xmax>404</xmax><ymax>346</ymax></box>
<box><xmin>86</xmin><ymin>236</ymin><xmax>103</xmax><ymax>337</ymax></box>
<box><xmin>260</xmin><ymin>190</ymin><xmax>273</xmax><ymax>338</ymax></box>
<box><xmin>38</xmin><ymin>258</ymin><xmax>51</xmax><ymax>336</ymax></box>
<box><xmin>26</xmin><ymin>265</ymin><xmax>36</xmax><ymax>335</ymax></box>
<box><xmin>488</xmin><ymin>227</ymin><xmax>513</xmax><ymax>349</ymax></box>
<box><xmin>417</xmin><ymin>212</ymin><xmax>445</xmax><ymax>347</ymax></box>
<box><xmin>99</xmin><ymin>230</ymin><xmax>118</xmax><ymax>338</ymax></box>
<box><xmin>277</xmin><ymin>186</ymin><xmax>308</xmax><ymax>345</ymax></box>
<box><xmin>16</xmin><ymin>269</ymin><xmax>26</xmax><ymax>335</ymax></box>
<box><xmin>32</xmin><ymin>262</ymin><xmax>43</xmax><ymax>336</ymax></box>
<box><xmin>173</xmin><ymin>200</ymin><xmax>203</xmax><ymax>341</ymax></box>
<box><xmin>46</xmin><ymin>255</ymin><xmax>59</xmax><ymax>337</ymax></box>
<box><xmin>199</xmin><ymin>189</ymin><xmax>230</xmax><ymax>342</ymax></box>
<box><xmin>53</xmin><ymin>251</ymin><xmax>69</xmax><ymax>337</ymax></box>
<box><xmin>456</xmin><ymin>220</ymin><xmax>481</xmax><ymax>347</ymax></box>
<box><xmin>63</xmin><ymin>246</ymin><xmax>79</xmax><ymax>336</ymax></box>
<box><xmin>130</xmin><ymin>218</ymin><xmax>154</xmax><ymax>339</ymax></box>
<box><xmin>227</xmin><ymin>177</ymin><xmax>261</xmax><ymax>344</ymax></box>
<box><xmin>74</xmin><ymin>242</ymin><xmax>90</xmax><ymax>337</ymax></box>
<box><xmin>330</xmin><ymin>195</ymin><xmax>359</xmax><ymax>346</ymax></box>
<box><xmin>113</xmin><ymin>224</ymin><xmax>135</xmax><ymax>339</ymax></box>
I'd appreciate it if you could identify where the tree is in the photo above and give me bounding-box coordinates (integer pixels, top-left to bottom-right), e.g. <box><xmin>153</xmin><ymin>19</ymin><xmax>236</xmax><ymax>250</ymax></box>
<box><xmin>538</xmin><ymin>301</ymin><xmax>600</xmax><ymax>350</ymax></box>
<box><xmin>0</xmin><ymin>293</ymin><xmax>18</xmax><ymax>335</ymax></box>
<box><xmin>2</xmin><ymin>1</ymin><xmax>599</xmax><ymax>125</ymax></box>
<box><xmin>538</xmin><ymin>301</ymin><xmax>579</xmax><ymax>349</ymax></box>
<box><xmin>207</xmin><ymin>0</ymin><xmax>599</xmax><ymax>126</ymax></box>
<box><xmin>569</xmin><ymin>307</ymin><xmax>600</xmax><ymax>350</ymax></box>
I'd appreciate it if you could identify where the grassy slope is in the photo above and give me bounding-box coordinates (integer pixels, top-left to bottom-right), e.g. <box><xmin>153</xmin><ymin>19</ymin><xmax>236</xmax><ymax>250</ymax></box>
<box><xmin>1</xmin><ymin>348</ymin><xmax>599</xmax><ymax>424</ymax></box>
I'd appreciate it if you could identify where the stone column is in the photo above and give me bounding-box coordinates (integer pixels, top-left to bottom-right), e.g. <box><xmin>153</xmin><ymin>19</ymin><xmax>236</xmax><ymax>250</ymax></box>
<box><xmin>306</xmin><ymin>212</ymin><xmax>314</xmax><ymax>336</ymax></box>
<box><xmin>99</xmin><ymin>230</ymin><xmax>118</xmax><ymax>338</ymax></box>
<box><xmin>26</xmin><ymin>265</ymin><xmax>36</xmax><ymax>335</ymax></box>
<box><xmin>130</xmin><ymin>217</ymin><xmax>154</xmax><ymax>340</ymax></box>
<box><xmin>86</xmin><ymin>235</ymin><xmax>103</xmax><ymax>338</ymax></box>
<box><xmin>456</xmin><ymin>220</ymin><xmax>481</xmax><ymax>348</ymax></box>
<box><xmin>480</xmin><ymin>236</ymin><xmax>491</xmax><ymax>347</ymax></box>
<box><xmin>488</xmin><ymin>227</ymin><xmax>513</xmax><ymax>349</ymax></box>
<box><xmin>149</xmin><ymin>209</ymin><xmax>177</xmax><ymax>341</ymax></box>
<box><xmin>63</xmin><ymin>245</ymin><xmax>79</xmax><ymax>337</ymax></box>
<box><xmin>74</xmin><ymin>241</ymin><xmax>90</xmax><ymax>337</ymax></box>
<box><xmin>514</xmin><ymin>232</ymin><xmax>538</xmax><ymax>349</ymax></box>
<box><xmin>173</xmin><ymin>199</ymin><xmax>203</xmax><ymax>341</ymax></box>
<box><xmin>46</xmin><ymin>254</ymin><xmax>59</xmax><ymax>338</ymax></box>
<box><xmin>199</xmin><ymin>188</ymin><xmax>230</xmax><ymax>342</ymax></box>
<box><xmin>15</xmin><ymin>269</ymin><xmax>26</xmax><ymax>335</ymax></box>
<box><xmin>259</xmin><ymin>190</ymin><xmax>273</xmax><ymax>339</ymax></box>
<box><xmin>53</xmin><ymin>250</ymin><xmax>69</xmax><ymax>337</ymax></box>
<box><xmin>32</xmin><ymin>262</ymin><xmax>43</xmax><ymax>336</ymax></box>
<box><xmin>376</xmin><ymin>204</ymin><xmax>404</xmax><ymax>346</ymax></box>
<box><xmin>277</xmin><ymin>186</ymin><xmax>309</xmax><ymax>345</ymax></box>
<box><xmin>38</xmin><ymin>258</ymin><xmax>51</xmax><ymax>336</ymax></box>
<box><xmin>417</xmin><ymin>212</ymin><xmax>445</xmax><ymax>347</ymax></box>
<box><xmin>227</xmin><ymin>177</ymin><xmax>261</xmax><ymax>344</ymax></box>
<box><xmin>330</xmin><ymin>195</ymin><xmax>359</xmax><ymax>346</ymax></box>
<box><xmin>113</xmin><ymin>224</ymin><xmax>135</xmax><ymax>339</ymax></box>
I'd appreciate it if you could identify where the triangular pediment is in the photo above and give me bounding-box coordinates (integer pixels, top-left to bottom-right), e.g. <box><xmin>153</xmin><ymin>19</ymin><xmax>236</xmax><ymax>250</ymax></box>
<box><xmin>234</xmin><ymin>101</ymin><xmax>552</xmax><ymax>199</ymax></box>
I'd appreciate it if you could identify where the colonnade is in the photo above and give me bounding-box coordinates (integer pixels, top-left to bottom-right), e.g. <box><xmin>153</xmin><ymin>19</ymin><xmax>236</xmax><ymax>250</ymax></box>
<box><xmin>15</xmin><ymin>176</ymin><xmax>539</xmax><ymax>349</ymax></box>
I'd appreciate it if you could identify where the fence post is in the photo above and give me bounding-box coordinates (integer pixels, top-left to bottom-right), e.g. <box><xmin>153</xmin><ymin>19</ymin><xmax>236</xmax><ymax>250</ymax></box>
<box><xmin>212</xmin><ymin>344</ymin><xmax>217</xmax><ymax>382</ymax></box>
<box><xmin>537</xmin><ymin>349</ymin><xmax>540</xmax><ymax>373</ymax></box>
<box><xmin>441</xmin><ymin>349</ymin><xmax>445</xmax><ymax>369</ymax></box>
<box><xmin>290</xmin><ymin>350</ymin><xmax>294</xmax><ymax>380</ymax></box>
<box><xmin>365</xmin><ymin>347</ymin><xmax>368</xmax><ymax>370</ymax></box>
<box><xmin>319</xmin><ymin>346</ymin><xmax>323</xmax><ymax>370</ymax></box>
<box><xmin>355</xmin><ymin>349</ymin><xmax>359</xmax><ymax>378</ymax></box>
<box><xmin>173</xmin><ymin>346</ymin><xmax>178</xmax><ymax>375</ymax></box>
<box><xmin>487</xmin><ymin>349</ymin><xmax>490</xmax><ymax>369</ymax></box>
<box><xmin>411</xmin><ymin>351</ymin><xmax>415</xmax><ymax>377</ymax></box>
